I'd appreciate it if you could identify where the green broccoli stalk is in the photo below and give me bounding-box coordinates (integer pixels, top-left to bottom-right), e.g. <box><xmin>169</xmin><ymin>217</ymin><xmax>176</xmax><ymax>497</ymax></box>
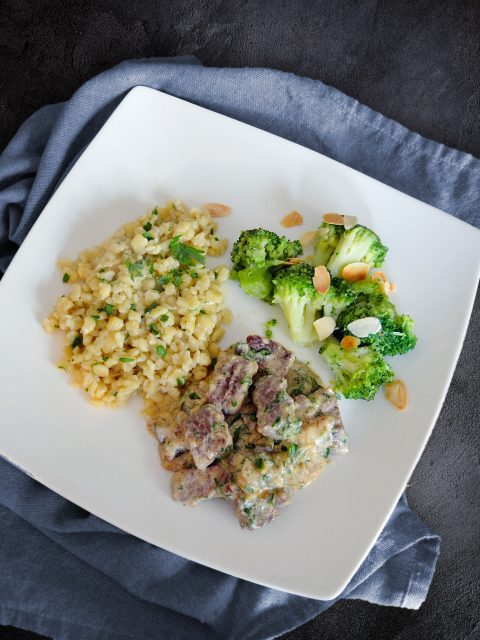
<box><xmin>319</xmin><ymin>337</ymin><xmax>394</xmax><ymax>400</ymax></box>
<box><xmin>337</xmin><ymin>278</ymin><xmax>417</xmax><ymax>356</ymax></box>
<box><xmin>326</xmin><ymin>225</ymin><xmax>388</xmax><ymax>276</ymax></box>
<box><xmin>313</xmin><ymin>223</ymin><xmax>344</xmax><ymax>266</ymax></box>
<box><xmin>321</xmin><ymin>276</ymin><xmax>357</xmax><ymax>319</ymax></box>
<box><xmin>272</xmin><ymin>263</ymin><xmax>323</xmax><ymax>346</ymax></box>
<box><xmin>230</xmin><ymin>229</ymin><xmax>302</xmax><ymax>300</ymax></box>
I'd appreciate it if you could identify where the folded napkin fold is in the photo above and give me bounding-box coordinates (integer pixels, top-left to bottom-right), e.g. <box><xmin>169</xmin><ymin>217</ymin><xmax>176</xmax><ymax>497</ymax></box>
<box><xmin>5</xmin><ymin>54</ymin><xmax>480</xmax><ymax>640</ymax></box>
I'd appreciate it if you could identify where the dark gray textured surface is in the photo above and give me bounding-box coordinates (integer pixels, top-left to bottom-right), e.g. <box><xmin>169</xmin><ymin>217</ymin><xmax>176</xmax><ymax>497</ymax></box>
<box><xmin>0</xmin><ymin>2</ymin><xmax>479</xmax><ymax>639</ymax></box>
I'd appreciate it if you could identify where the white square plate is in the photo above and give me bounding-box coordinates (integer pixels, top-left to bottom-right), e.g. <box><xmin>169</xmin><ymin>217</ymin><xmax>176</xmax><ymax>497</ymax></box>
<box><xmin>1</xmin><ymin>87</ymin><xmax>479</xmax><ymax>600</ymax></box>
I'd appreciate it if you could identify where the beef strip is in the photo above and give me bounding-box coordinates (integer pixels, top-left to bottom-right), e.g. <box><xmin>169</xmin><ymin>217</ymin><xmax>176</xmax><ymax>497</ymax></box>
<box><xmin>293</xmin><ymin>387</ymin><xmax>339</xmax><ymax>421</ymax></box>
<box><xmin>172</xmin><ymin>464</ymin><xmax>232</xmax><ymax>505</ymax></box>
<box><xmin>234</xmin><ymin>488</ymin><xmax>292</xmax><ymax>529</ymax></box>
<box><xmin>252</xmin><ymin>374</ymin><xmax>301</xmax><ymax>439</ymax></box>
<box><xmin>330</xmin><ymin>423</ymin><xmax>349</xmax><ymax>455</ymax></box>
<box><xmin>235</xmin><ymin>335</ymin><xmax>295</xmax><ymax>377</ymax></box>
<box><xmin>184</xmin><ymin>404</ymin><xmax>232</xmax><ymax>470</ymax></box>
<box><xmin>286</xmin><ymin>359</ymin><xmax>321</xmax><ymax>397</ymax></box>
<box><xmin>205</xmin><ymin>351</ymin><xmax>258</xmax><ymax>414</ymax></box>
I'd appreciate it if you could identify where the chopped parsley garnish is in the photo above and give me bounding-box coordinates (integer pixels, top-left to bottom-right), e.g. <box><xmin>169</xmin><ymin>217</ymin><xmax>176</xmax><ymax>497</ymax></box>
<box><xmin>265</xmin><ymin>329</ymin><xmax>273</xmax><ymax>339</ymax></box>
<box><xmin>151</xmin><ymin>207</ymin><xmax>158</xmax><ymax>216</ymax></box>
<box><xmin>160</xmin><ymin>314</ymin><xmax>169</xmax><ymax>322</ymax></box>
<box><xmin>211</xmin><ymin>422</ymin><xmax>222</xmax><ymax>432</ymax></box>
<box><xmin>189</xmin><ymin>392</ymin><xmax>201</xmax><ymax>400</ymax></box>
<box><xmin>130</xmin><ymin>303</ymin><xmax>136</xmax><ymax>311</ymax></box>
<box><xmin>145</xmin><ymin>301</ymin><xmax>159</xmax><ymax>313</ymax></box>
<box><xmin>199</xmin><ymin>310</ymin><xmax>206</xmax><ymax>315</ymax></box>
<box><xmin>125</xmin><ymin>258</ymin><xmax>144</xmax><ymax>279</ymax></box>
<box><xmin>156</xmin><ymin>345</ymin><xmax>167</xmax><ymax>356</ymax></box>
<box><xmin>62</xmin><ymin>273</ymin><xmax>70</xmax><ymax>283</ymax></box>
<box><xmin>213</xmin><ymin>271</ymin><xmax>218</xmax><ymax>279</ymax></box>
<box><xmin>142</xmin><ymin>231</ymin><xmax>153</xmax><ymax>240</ymax></box>
<box><xmin>156</xmin><ymin>268</ymin><xmax>182</xmax><ymax>290</ymax></box>
<box><xmin>102</xmin><ymin>356</ymin><xmax>109</xmax><ymax>362</ymax></box>
<box><xmin>145</xmin><ymin>258</ymin><xmax>154</xmax><ymax>275</ymax></box>
<box><xmin>177</xmin><ymin>377</ymin><xmax>186</xmax><ymax>387</ymax></box>
<box><xmin>323</xmin><ymin>447</ymin><xmax>331</xmax><ymax>459</ymax></box>
<box><xmin>189</xmin><ymin>270</ymin><xmax>199</xmax><ymax>279</ymax></box>
<box><xmin>288</xmin><ymin>443</ymin><xmax>299</xmax><ymax>457</ymax></box>
<box><xmin>231</xmin><ymin>400</ymin><xmax>238</xmax><ymax>407</ymax></box>
<box><xmin>98</xmin><ymin>304</ymin><xmax>115</xmax><ymax>316</ymax></box>
<box><xmin>119</xmin><ymin>357</ymin><xmax>135</xmax><ymax>363</ymax></box>
<box><xmin>266</xmin><ymin>319</ymin><xmax>277</xmax><ymax>327</ymax></box>
<box><xmin>149</xmin><ymin>324</ymin><xmax>159</xmax><ymax>335</ymax></box>
<box><xmin>255</xmin><ymin>457</ymin><xmax>264</xmax><ymax>470</ymax></box>
<box><xmin>91</xmin><ymin>315</ymin><xmax>100</xmax><ymax>321</ymax></box>
<box><xmin>169</xmin><ymin>235</ymin><xmax>205</xmax><ymax>266</ymax></box>
<box><xmin>233</xmin><ymin>427</ymin><xmax>241</xmax><ymax>444</ymax></box>
<box><xmin>143</xmin><ymin>221</ymin><xmax>152</xmax><ymax>232</ymax></box>
<box><xmin>71</xmin><ymin>335</ymin><xmax>83</xmax><ymax>349</ymax></box>
<box><xmin>240</xmin><ymin>375</ymin><xmax>253</xmax><ymax>385</ymax></box>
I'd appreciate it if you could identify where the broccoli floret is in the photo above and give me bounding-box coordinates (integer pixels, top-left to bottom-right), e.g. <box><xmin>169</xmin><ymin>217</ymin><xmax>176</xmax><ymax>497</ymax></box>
<box><xmin>326</xmin><ymin>225</ymin><xmax>388</xmax><ymax>276</ymax></box>
<box><xmin>272</xmin><ymin>263</ymin><xmax>323</xmax><ymax>346</ymax></box>
<box><xmin>319</xmin><ymin>337</ymin><xmax>394</xmax><ymax>400</ymax></box>
<box><xmin>321</xmin><ymin>276</ymin><xmax>357</xmax><ymax>319</ymax></box>
<box><xmin>337</xmin><ymin>278</ymin><xmax>417</xmax><ymax>356</ymax></box>
<box><xmin>231</xmin><ymin>229</ymin><xmax>302</xmax><ymax>300</ymax></box>
<box><xmin>313</xmin><ymin>223</ymin><xmax>344</xmax><ymax>266</ymax></box>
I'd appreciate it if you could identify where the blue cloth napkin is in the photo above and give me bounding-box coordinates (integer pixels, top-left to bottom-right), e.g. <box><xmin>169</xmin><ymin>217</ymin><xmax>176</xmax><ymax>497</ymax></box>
<box><xmin>6</xmin><ymin>53</ymin><xmax>480</xmax><ymax>640</ymax></box>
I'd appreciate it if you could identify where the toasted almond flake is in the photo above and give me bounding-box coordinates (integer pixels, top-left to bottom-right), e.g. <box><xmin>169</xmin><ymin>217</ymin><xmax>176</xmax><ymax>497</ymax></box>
<box><xmin>312</xmin><ymin>265</ymin><xmax>331</xmax><ymax>294</ymax></box>
<box><xmin>299</xmin><ymin>230</ymin><xmax>317</xmax><ymax>247</ymax></box>
<box><xmin>313</xmin><ymin>316</ymin><xmax>336</xmax><ymax>341</ymax></box>
<box><xmin>281</xmin><ymin>210</ymin><xmax>304</xmax><ymax>227</ymax></box>
<box><xmin>340</xmin><ymin>335</ymin><xmax>360</xmax><ymax>350</ymax></box>
<box><xmin>202</xmin><ymin>202</ymin><xmax>232</xmax><ymax>217</ymax></box>
<box><xmin>385</xmin><ymin>380</ymin><xmax>408</xmax><ymax>411</ymax></box>
<box><xmin>342</xmin><ymin>215</ymin><xmax>358</xmax><ymax>230</ymax></box>
<box><xmin>347</xmin><ymin>316</ymin><xmax>381</xmax><ymax>338</ymax></box>
<box><xmin>372</xmin><ymin>270</ymin><xmax>395</xmax><ymax>295</ymax></box>
<box><xmin>323</xmin><ymin>213</ymin><xmax>345</xmax><ymax>226</ymax></box>
<box><xmin>284</xmin><ymin>257</ymin><xmax>305</xmax><ymax>265</ymax></box>
<box><xmin>371</xmin><ymin>271</ymin><xmax>388</xmax><ymax>283</ymax></box>
<box><xmin>342</xmin><ymin>261</ymin><xmax>370</xmax><ymax>282</ymax></box>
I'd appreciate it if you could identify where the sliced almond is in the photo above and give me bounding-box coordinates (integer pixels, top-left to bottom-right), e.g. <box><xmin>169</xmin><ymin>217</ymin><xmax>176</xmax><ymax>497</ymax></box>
<box><xmin>281</xmin><ymin>210</ymin><xmax>304</xmax><ymax>227</ymax></box>
<box><xmin>313</xmin><ymin>316</ymin><xmax>336</xmax><ymax>342</ymax></box>
<box><xmin>323</xmin><ymin>213</ymin><xmax>345</xmax><ymax>226</ymax></box>
<box><xmin>312</xmin><ymin>265</ymin><xmax>331</xmax><ymax>294</ymax></box>
<box><xmin>340</xmin><ymin>335</ymin><xmax>360</xmax><ymax>350</ymax></box>
<box><xmin>347</xmin><ymin>316</ymin><xmax>381</xmax><ymax>338</ymax></box>
<box><xmin>299</xmin><ymin>230</ymin><xmax>317</xmax><ymax>247</ymax></box>
<box><xmin>371</xmin><ymin>271</ymin><xmax>388</xmax><ymax>283</ymax></box>
<box><xmin>284</xmin><ymin>257</ymin><xmax>305</xmax><ymax>265</ymax></box>
<box><xmin>372</xmin><ymin>270</ymin><xmax>395</xmax><ymax>295</ymax></box>
<box><xmin>342</xmin><ymin>215</ymin><xmax>358</xmax><ymax>230</ymax></box>
<box><xmin>342</xmin><ymin>261</ymin><xmax>370</xmax><ymax>282</ymax></box>
<box><xmin>385</xmin><ymin>380</ymin><xmax>408</xmax><ymax>411</ymax></box>
<box><xmin>203</xmin><ymin>202</ymin><xmax>232</xmax><ymax>217</ymax></box>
